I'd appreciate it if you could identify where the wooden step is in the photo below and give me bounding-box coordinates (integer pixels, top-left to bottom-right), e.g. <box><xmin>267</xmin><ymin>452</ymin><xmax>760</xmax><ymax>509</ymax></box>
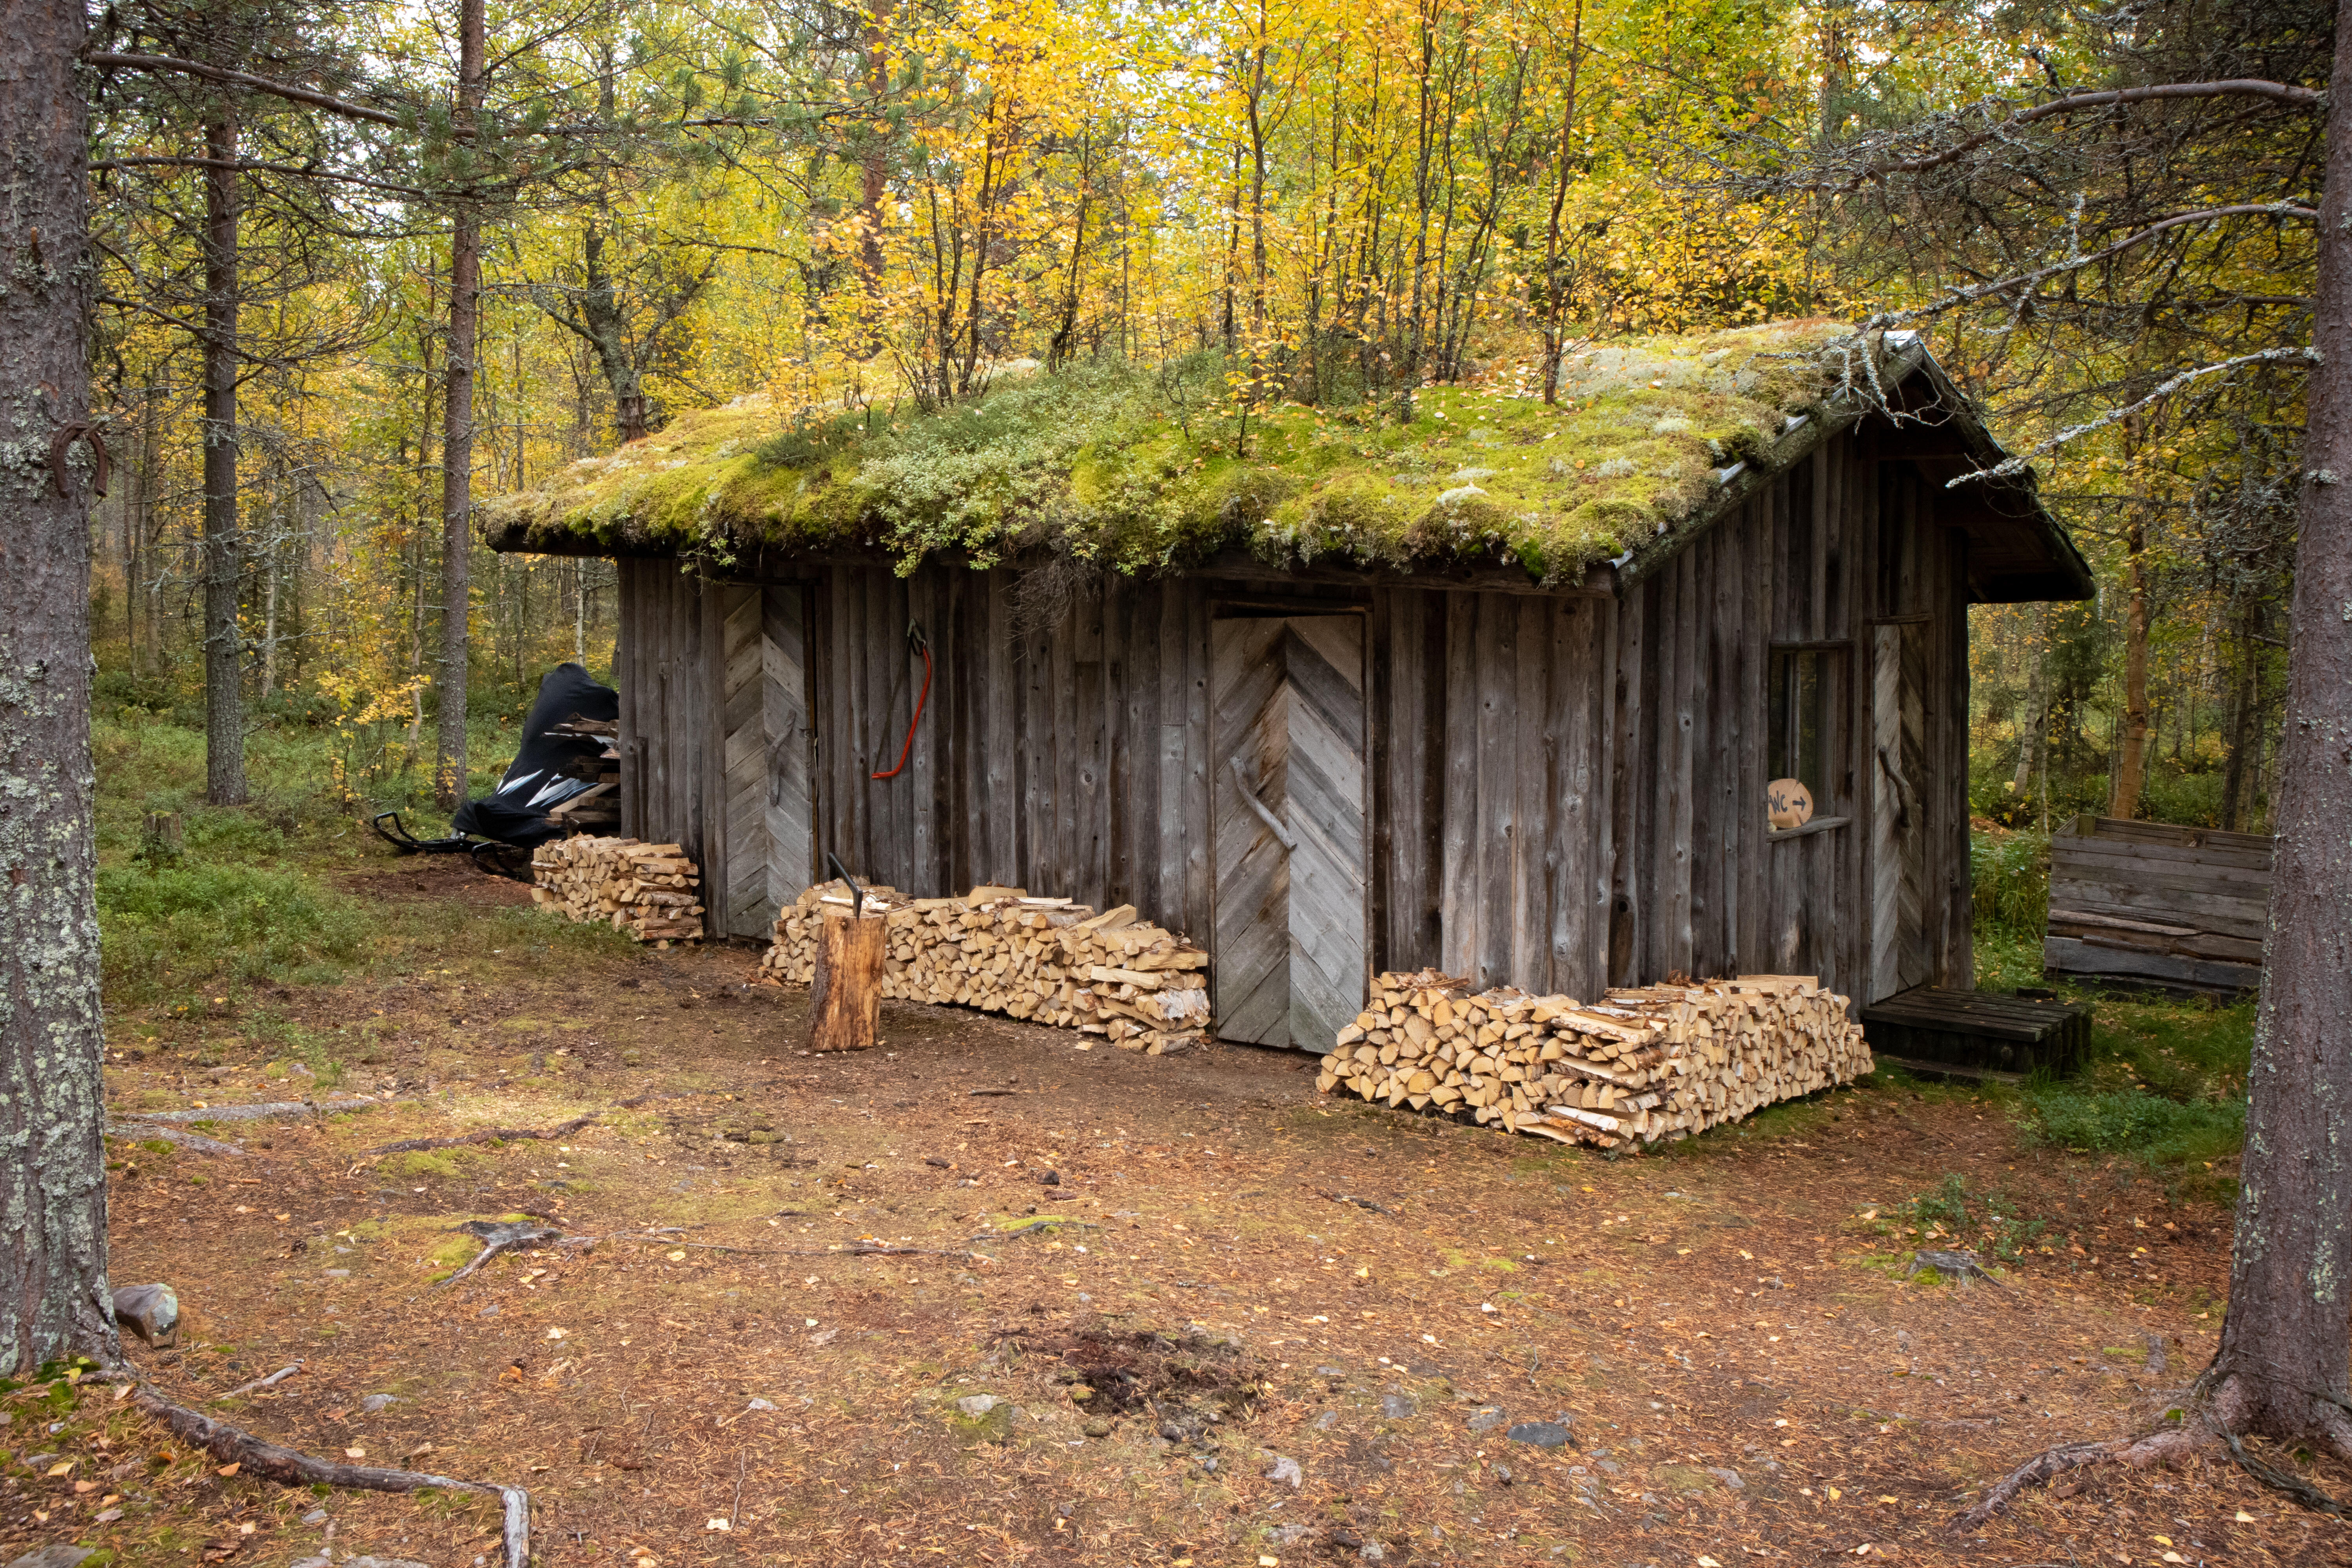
<box><xmin>1859</xmin><ymin>986</ymin><xmax>2091</xmax><ymax>1076</ymax></box>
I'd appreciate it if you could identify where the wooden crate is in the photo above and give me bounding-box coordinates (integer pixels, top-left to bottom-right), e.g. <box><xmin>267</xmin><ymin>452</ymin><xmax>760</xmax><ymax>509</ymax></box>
<box><xmin>2042</xmin><ymin>815</ymin><xmax>2270</xmax><ymax>998</ymax></box>
<box><xmin>1860</xmin><ymin>986</ymin><xmax>2092</xmax><ymax>1077</ymax></box>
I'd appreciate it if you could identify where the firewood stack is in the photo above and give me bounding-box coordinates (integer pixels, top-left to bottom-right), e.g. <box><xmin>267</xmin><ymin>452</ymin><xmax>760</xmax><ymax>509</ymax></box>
<box><xmin>759</xmin><ymin>881</ymin><xmax>1211</xmax><ymax>1053</ymax></box>
<box><xmin>1318</xmin><ymin>969</ymin><xmax>1869</xmax><ymax>1147</ymax></box>
<box><xmin>544</xmin><ymin>715</ymin><xmax>620</xmax><ymax>832</ymax></box>
<box><xmin>530</xmin><ymin>836</ymin><xmax>705</xmax><ymax>945</ymax></box>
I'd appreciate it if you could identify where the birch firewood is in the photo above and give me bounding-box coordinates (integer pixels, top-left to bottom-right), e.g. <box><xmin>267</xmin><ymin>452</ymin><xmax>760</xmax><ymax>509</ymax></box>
<box><xmin>1316</xmin><ymin>969</ymin><xmax>1871</xmax><ymax>1147</ymax></box>
<box><xmin>757</xmin><ymin>881</ymin><xmax>1212</xmax><ymax>1053</ymax></box>
<box><xmin>529</xmin><ymin>836</ymin><xmax>705</xmax><ymax>944</ymax></box>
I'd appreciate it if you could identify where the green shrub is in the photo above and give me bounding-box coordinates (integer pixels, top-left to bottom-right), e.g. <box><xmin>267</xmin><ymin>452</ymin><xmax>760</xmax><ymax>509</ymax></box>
<box><xmin>1970</xmin><ymin>828</ymin><xmax>2049</xmax><ymax>939</ymax></box>
<box><xmin>2016</xmin><ymin>1087</ymin><xmax>2245</xmax><ymax>1167</ymax></box>
<box><xmin>97</xmin><ymin>862</ymin><xmax>368</xmax><ymax>1004</ymax></box>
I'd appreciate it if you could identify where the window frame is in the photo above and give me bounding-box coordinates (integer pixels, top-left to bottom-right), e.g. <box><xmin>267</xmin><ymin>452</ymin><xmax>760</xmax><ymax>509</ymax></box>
<box><xmin>1766</xmin><ymin>639</ymin><xmax>1854</xmax><ymax>835</ymax></box>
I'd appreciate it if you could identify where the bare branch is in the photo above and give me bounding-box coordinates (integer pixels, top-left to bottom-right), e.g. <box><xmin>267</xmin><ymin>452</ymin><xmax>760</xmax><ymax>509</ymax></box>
<box><xmin>1864</xmin><ymin>205</ymin><xmax>2316</xmax><ymax>327</ymax></box>
<box><xmin>1842</xmin><ymin>80</ymin><xmax>2325</xmax><ymax>189</ymax></box>
<box><xmin>1951</xmin><ymin>348</ymin><xmax>2320</xmax><ymax>484</ymax></box>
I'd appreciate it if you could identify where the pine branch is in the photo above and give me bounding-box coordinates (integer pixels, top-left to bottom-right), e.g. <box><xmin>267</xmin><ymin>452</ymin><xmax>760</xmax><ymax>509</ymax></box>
<box><xmin>86</xmin><ymin>52</ymin><xmax>403</xmax><ymax>128</ymax></box>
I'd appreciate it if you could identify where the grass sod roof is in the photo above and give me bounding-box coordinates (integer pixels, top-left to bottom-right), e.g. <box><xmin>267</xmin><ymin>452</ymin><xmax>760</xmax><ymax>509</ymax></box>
<box><xmin>481</xmin><ymin>321</ymin><xmax>1933</xmax><ymax>583</ymax></box>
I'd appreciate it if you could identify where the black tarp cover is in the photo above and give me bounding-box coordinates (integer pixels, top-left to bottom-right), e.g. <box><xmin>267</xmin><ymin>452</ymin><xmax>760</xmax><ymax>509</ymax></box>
<box><xmin>451</xmin><ymin>663</ymin><xmax>619</xmax><ymax>847</ymax></box>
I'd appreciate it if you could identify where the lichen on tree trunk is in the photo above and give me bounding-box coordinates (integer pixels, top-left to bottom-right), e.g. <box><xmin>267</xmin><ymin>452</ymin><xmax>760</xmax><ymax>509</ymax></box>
<box><xmin>0</xmin><ymin>0</ymin><xmax>124</xmax><ymax>1372</ymax></box>
<box><xmin>200</xmin><ymin>98</ymin><xmax>247</xmax><ymax>807</ymax></box>
<box><xmin>2203</xmin><ymin>0</ymin><xmax>2352</xmax><ymax>1446</ymax></box>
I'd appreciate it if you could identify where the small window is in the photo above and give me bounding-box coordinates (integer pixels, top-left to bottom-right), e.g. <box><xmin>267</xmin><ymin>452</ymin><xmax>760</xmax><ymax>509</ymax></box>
<box><xmin>1768</xmin><ymin>645</ymin><xmax>1849</xmax><ymax>823</ymax></box>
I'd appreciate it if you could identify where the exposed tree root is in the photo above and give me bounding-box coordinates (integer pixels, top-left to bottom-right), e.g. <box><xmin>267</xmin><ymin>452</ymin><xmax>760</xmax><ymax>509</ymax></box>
<box><xmin>131</xmin><ymin>1098</ymin><xmax>378</xmax><ymax>1125</ymax></box>
<box><xmin>598</xmin><ymin>1228</ymin><xmax>985</xmax><ymax>1262</ymax></box>
<box><xmin>114</xmin><ymin>1122</ymin><xmax>245</xmax><ymax>1157</ymax></box>
<box><xmin>439</xmin><ymin>1220</ymin><xmax>564</xmax><ymax>1286</ymax></box>
<box><xmin>125</xmin><ymin>1376</ymin><xmax>529</xmax><ymax>1568</ymax></box>
<box><xmin>1957</xmin><ymin>1376</ymin><xmax>2352</xmax><ymax>1530</ymax></box>
<box><xmin>2204</xmin><ymin>1421</ymin><xmax>2352</xmax><ymax>1517</ymax></box>
<box><xmin>368</xmin><ymin>1113</ymin><xmax>599</xmax><ymax>1155</ymax></box>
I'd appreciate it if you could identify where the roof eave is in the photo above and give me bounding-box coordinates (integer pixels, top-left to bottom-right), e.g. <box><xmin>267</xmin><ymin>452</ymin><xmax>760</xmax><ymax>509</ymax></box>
<box><xmin>1615</xmin><ymin>334</ymin><xmax>2093</xmax><ymax>603</ymax></box>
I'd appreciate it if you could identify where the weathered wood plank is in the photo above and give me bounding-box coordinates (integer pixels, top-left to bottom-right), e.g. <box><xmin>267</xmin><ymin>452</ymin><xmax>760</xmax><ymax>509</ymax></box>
<box><xmin>2042</xmin><ymin>936</ymin><xmax>2261</xmax><ymax>996</ymax></box>
<box><xmin>1439</xmin><ymin>593</ymin><xmax>1480</xmax><ymax>978</ymax></box>
<box><xmin>1474</xmin><ymin>593</ymin><xmax>1514</xmax><ymax>989</ymax></box>
<box><xmin>1285</xmin><ymin>614</ymin><xmax>1368</xmax><ymax>1047</ymax></box>
<box><xmin>762</xmin><ymin>583</ymin><xmax>812</xmax><ymax>912</ymax></box>
<box><xmin>2051</xmin><ymin>839</ymin><xmax>2277</xmax><ymax>884</ymax></box>
<box><xmin>1544</xmin><ymin>597</ymin><xmax>1579</xmax><ymax>995</ymax></box>
<box><xmin>1212</xmin><ymin>615</ymin><xmax>1290</xmax><ymax>1043</ymax></box>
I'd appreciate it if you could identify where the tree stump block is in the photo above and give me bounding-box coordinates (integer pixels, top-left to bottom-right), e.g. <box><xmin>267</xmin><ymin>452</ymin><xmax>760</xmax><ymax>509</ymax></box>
<box><xmin>809</xmin><ymin>911</ymin><xmax>885</xmax><ymax>1051</ymax></box>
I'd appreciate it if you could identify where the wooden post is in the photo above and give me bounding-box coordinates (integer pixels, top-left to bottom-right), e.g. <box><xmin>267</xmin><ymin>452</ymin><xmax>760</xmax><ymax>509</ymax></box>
<box><xmin>808</xmin><ymin>911</ymin><xmax>885</xmax><ymax>1051</ymax></box>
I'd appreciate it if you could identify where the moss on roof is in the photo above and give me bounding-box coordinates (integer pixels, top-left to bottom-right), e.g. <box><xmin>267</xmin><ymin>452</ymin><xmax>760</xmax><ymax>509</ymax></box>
<box><xmin>482</xmin><ymin>319</ymin><xmax>1876</xmax><ymax>582</ymax></box>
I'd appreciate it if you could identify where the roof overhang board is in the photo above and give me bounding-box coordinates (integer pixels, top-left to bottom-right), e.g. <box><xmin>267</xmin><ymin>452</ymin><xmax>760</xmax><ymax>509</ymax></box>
<box><xmin>1616</xmin><ymin>336</ymin><xmax>2092</xmax><ymax>604</ymax></box>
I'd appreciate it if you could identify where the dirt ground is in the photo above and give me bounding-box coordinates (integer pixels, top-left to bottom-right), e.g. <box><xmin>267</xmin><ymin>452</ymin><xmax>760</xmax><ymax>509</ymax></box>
<box><xmin>34</xmin><ymin>860</ymin><xmax>2350</xmax><ymax>1567</ymax></box>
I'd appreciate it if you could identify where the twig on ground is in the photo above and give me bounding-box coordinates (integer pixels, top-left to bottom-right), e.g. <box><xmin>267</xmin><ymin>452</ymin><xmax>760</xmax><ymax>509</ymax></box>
<box><xmin>969</xmin><ymin>1088</ymin><xmax>1018</xmax><ymax>1097</ymax></box>
<box><xmin>970</xmin><ymin>1218</ymin><xmax>1100</xmax><ymax>1243</ymax></box>
<box><xmin>216</xmin><ymin>1362</ymin><xmax>302</xmax><ymax>1400</ymax></box>
<box><xmin>1319</xmin><ymin>1190</ymin><xmax>1394</xmax><ymax>1216</ymax></box>
<box><xmin>1906</xmin><ymin>1250</ymin><xmax>2007</xmax><ymax>1289</ymax></box>
<box><xmin>368</xmin><ymin>1114</ymin><xmax>599</xmax><ymax>1156</ymax></box>
<box><xmin>125</xmin><ymin>1375</ymin><xmax>531</xmax><ymax>1568</ymax></box>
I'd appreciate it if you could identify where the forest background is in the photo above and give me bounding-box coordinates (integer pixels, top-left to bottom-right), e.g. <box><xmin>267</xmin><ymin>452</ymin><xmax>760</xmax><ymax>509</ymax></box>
<box><xmin>83</xmin><ymin>0</ymin><xmax>2321</xmax><ymax>954</ymax></box>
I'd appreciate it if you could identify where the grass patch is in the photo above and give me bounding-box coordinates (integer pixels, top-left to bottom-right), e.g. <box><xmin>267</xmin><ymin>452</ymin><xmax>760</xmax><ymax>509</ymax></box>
<box><xmin>2015</xmin><ymin>1087</ymin><xmax>2245</xmax><ymax>1170</ymax></box>
<box><xmin>97</xmin><ymin>862</ymin><xmax>370</xmax><ymax>1005</ymax></box>
<box><xmin>1966</xmin><ymin>896</ymin><xmax>2251</xmax><ymax>1181</ymax></box>
<box><xmin>1875</xmin><ymin>1174</ymin><xmax>2048</xmax><ymax>1265</ymax></box>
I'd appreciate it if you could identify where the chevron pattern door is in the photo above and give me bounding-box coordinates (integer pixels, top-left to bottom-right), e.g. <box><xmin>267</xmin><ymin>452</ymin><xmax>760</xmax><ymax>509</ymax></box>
<box><xmin>1211</xmin><ymin>613</ymin><xmax>1367</xmax><ymax>1050</ymax></box>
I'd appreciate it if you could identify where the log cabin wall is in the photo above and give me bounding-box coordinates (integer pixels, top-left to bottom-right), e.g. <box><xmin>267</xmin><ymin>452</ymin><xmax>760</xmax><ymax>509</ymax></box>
<box><xmin>1586</xmin><ymin>425</ymin><xmax>1973</xmax><ymax>1004</ymax></box>
<box><xmin>615</xmin><ymin>559</ymin><xmax>814</xmax><ymax>941</ymax></box>
<box><xmin>612</xmin><ymin>418</ymin><xmax>1974</xmax><ymax>1016</ymax></box>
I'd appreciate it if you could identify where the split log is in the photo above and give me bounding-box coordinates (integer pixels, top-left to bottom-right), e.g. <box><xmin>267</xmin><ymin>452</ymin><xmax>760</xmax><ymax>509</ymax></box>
<box><xmin>757</xmin><ymin>880</ymin><xmax>1212</xmax><ymax>1053</ymax></box>
<box><xmin>529</xmin><ymin>835</ymin><xmax>704</xmax><ymax>944</ymax></box>
<box><xmin>1317</xmin><ymin>968</ymin><xmax>1871</xmax><ymax>1148</ymax></box>
<box><xmin>809</xmin><ymin>912</ymin><xmax>885</xmax><ymax>1052</ymax></box>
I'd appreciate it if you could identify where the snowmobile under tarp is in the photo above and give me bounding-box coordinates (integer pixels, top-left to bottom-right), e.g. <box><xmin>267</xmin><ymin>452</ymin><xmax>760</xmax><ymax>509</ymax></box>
<box><xmin>370</xmin><ymin>663</ymin><xmax>619</xmax><ymax>873</ymax></box>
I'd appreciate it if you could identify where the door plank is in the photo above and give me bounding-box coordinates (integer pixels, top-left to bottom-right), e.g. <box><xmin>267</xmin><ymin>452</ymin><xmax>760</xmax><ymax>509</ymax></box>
<box><xmin>1213</xmin><ymin>618</ymin><xmax>1289</xmax><ymax>1044</ymax></box>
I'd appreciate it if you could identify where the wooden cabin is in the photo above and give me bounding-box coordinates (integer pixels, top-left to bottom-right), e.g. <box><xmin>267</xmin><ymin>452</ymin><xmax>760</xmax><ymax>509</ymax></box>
<box><xmin>486</xmin><ymin>327</ymin><xmax>2091</xmax><ymax>1052</ymax></box>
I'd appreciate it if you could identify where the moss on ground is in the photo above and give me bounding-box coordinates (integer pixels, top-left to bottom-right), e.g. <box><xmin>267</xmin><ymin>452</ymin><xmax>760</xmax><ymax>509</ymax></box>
<box><xmin>482</xmin><ymin>321</ymin><xmax>1871</xmax><ymax>583</ymax></box>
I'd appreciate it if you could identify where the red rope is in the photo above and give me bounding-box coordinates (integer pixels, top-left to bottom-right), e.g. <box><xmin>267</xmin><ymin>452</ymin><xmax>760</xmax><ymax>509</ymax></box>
<box><xmin>870</xmin><ymin>643</ymin><xmax>933</xmax><ymax>779</ymax></box>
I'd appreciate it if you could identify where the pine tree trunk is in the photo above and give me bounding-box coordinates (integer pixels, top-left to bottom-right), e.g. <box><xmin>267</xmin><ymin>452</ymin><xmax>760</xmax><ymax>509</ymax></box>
<box><xmin>259</xmin><ymin>524</ymin><xmax>278</xmax><ymax>696</ymax></box>
<box><xmin>2204</xmin><ymin>0</ymin><xmax>2352</xmax><ymax>1453</ymax></box>
<box><xmin>436</xmin><ymin>0</ymin><xmax>485</xmax><ymax>810</ymax></box>
<box><xmin>2107</xmin><ymin>521</ymin><xmax>2151</xmax><ymax>819</ymax></box>
<box><xmin>0</xmin><ymin>0</ymin><xmax>124</xmax><ymax>1370</ymax></box>
<box><xmin>2220</xmin><ymin>606</ymin><xmax>2262</xmax><ymax>832</ymax></box>
<box><xmin>2010</xmin><ymin>606</ymin><xmax>2049</xmax><ymax>804</ymax></box>
<box><xmin>201</xmin><ymin>103</ymin><xmax>247</xmax><ymax>805</ymax></box>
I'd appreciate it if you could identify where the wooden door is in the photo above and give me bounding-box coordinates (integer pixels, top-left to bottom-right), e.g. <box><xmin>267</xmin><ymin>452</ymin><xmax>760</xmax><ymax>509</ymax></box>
<box><xmin>711</xmin><ymin>583</ymin><xmax>813</xmax><ymax>938</ymax></box>
<box><xmin>1869</xmin><ymin>621</ymin><xmax>1930</xmax><ymax>1000</ymax></box>
<box><xmin>1211</xmin><ymin>613</ymin><xmax>1367</xmax><ymax>1049</ymax></box>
